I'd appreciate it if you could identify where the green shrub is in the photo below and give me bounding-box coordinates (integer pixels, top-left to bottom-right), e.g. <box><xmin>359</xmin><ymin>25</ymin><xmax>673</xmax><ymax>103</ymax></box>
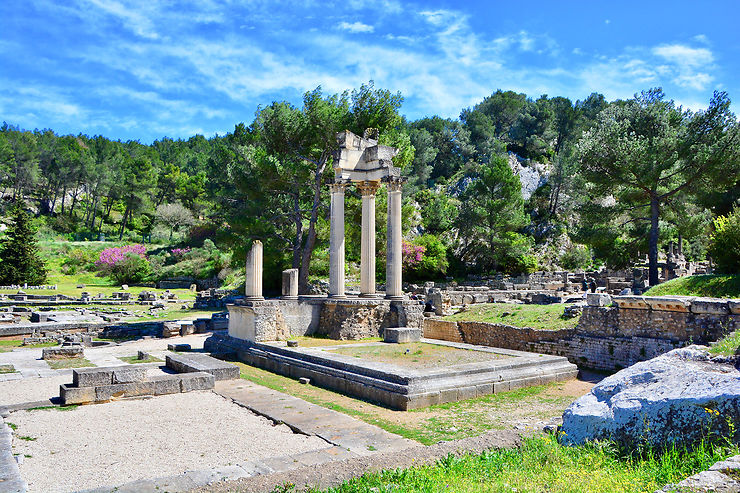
<box><xmin>708</xmin><ymin>207</ymin><xmax>740</xmax><ymax>274</ymax></box>
<box><xmin>560</xmin><ymin>244</ymin><xmax>592</xmax><ymax>270</ymax></box>
<box><xmin>106</xmin><ymin>253</ymin><xmax>151</xmax><ymax>284</ymax></box>
<box><xmin>404</xmin><ymin>234</ymin><xmax>449</xmax><ymax>281</ymax></box>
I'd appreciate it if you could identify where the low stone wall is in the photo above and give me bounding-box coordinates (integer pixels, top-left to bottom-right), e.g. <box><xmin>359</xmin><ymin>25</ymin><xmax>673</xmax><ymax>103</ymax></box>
<box><xmin>227</xmin><ymin>297</ymin><xmax>424</xmax><ymax>342</ymax></box>
<box><xmin>424</xmin><ymin>296</ymin><xmax>740</xmax><ymax>371</ymax></box>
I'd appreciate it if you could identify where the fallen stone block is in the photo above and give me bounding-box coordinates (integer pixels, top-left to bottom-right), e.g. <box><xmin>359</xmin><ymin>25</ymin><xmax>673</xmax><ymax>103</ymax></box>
<box><xmin>42</xmin><ymin>346</ymin><xmax>83</xmax><ymax>360</ymax></box>
<box><xmin>150</xmin><ymin>375</ymin><xmax>182</xmax><ymax>395</ymax></box>
<box><xmin>179</xmin><ymin>372</ymin><xmax>215</xmax><ymax>392</ymax></box>
<box><xmin>384</xmin><ymin>327</ymin><xmax>422</xmax><ymax>343</ymax></box>
<box><xmin>167</xmin><ymin>343</ymin><xmax>191</xmax><ymax>352</ymax></box>
<box><xmin>73</xmin><ymin>367</ymin><xmax>114</xmax><ymax>387</ymax></box>
<box><xmin>137</xmin><ymin>350</ymin><xmax>150</xmax><ymax>360</ymax></box>
<box><xmin>586</xmin><ymin>293</ymin><xmax>611</xmax><ymax>307</ymax></box>
<box><xmin>111</xmin><ymin>366</ymin><xmax>148</xmax><ymax>384</ymax></box>
<box><xmin>561</xmin><ymin>346</ymin><xmax>740</xmax><ymax>448</ymax></box>
<box><xmin>166</xmin><ymin>353</ymin><xmax>239</xmax><ymax>381</ymax></box>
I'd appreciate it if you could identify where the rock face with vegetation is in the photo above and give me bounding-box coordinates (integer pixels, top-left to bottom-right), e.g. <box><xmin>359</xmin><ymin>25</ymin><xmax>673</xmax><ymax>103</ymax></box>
<box><xmin>560</xmin><ymin>346</ymin><xmax>740</xmax><ymax>448</ymax></box>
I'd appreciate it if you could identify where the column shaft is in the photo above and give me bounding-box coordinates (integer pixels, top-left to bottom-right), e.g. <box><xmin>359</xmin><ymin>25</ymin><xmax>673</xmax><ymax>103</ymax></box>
<box><xmin>329</xmin><ymin>183</ymin><xmax>346</xmax><ymax>298</ymax></box>
<box><xmin>245</xmin><ymin>240</ymin><xmax>263</xmax><ymax>300</ymax></box>
<box><xmin>386</xmin><ymin>180</ymin><xmax>403</xmax><ymax>299</ymax></box>
<box><xmin>359</xmin><ymin>181</ymin><xmax>380</xmax><ymax>297</ymax></box>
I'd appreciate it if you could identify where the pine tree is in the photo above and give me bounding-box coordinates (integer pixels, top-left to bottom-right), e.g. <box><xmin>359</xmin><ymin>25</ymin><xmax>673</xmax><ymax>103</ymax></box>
<box><xmin>0</xmin><ymin>202</ymin><xmax>47</xmax><ymax>285</ymax></box>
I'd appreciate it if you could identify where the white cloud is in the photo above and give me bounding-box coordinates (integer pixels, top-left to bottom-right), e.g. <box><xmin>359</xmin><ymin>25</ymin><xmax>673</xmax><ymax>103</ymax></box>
<box><xmin>652</xmin><ymin>43</ymin><xmax>715</xmax><ymax>90</ymax></box>
<box><xmin>338</xmin><ymin>21</ymin><xmax>374</xmax><ymax>33</ymax></box>
<box><xmin>653</xmin><ymin>44</ymin><xmax>713</xmax><ymax>68</ymax></box>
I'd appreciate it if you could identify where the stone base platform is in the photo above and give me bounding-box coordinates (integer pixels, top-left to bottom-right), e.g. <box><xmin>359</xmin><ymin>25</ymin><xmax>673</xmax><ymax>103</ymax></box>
<box><xmin>60</xmin><ymin>353</ymin><xmax>239</xmax><ymax>405</ymax></box>
<box><xmin>204</xmin><ymin>333</ymin><xmax>578</xmax><ymax>410</ymax></box>
<box><xmin>227</xmin><ymin>296</ymin><xmax>424</xmax><ymax>343</ymax></box>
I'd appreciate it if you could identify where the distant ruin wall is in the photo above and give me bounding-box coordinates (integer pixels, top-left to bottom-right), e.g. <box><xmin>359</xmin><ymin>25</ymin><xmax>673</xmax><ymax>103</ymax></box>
<box><xmin>423</xmin><ymin>296</ymin><xmax>740</xmax><ymax>371</ymax></box>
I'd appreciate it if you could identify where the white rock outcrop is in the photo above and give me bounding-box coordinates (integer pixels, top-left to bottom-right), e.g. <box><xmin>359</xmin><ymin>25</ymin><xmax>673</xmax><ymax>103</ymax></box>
<box><xmin>561</xmin><ymin>346</ymin><xmax>740</xmax><ymax>448</ymax></box>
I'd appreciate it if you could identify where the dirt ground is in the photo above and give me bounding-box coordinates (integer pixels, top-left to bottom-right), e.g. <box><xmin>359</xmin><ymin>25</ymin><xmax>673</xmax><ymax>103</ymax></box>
<box><xmin>328</xmin><ymin>342</ymin><xmax>508</xmax><ymax>369</ymax></box>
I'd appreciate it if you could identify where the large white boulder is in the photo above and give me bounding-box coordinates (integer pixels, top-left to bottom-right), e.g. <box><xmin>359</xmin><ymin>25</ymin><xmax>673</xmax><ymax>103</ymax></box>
<box><xmin>561</xmin><ymin>346</ymin><xmax>740</xmax><ymax>448</ymax></box>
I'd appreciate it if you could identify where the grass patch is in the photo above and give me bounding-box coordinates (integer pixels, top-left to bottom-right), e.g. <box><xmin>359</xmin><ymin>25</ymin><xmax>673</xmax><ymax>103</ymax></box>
<box><xmin>645</xmin><ymin>274</ymin><xmax>740</xmax><ymax>298</ymax></box>
<box><xmin>17</xmin><ymin>435</ymin><xmax>36</xmax><ymax>441</ymax></box>
<box><xmin>330</xmin><ymin>342</ymin><xmax>508</xmax><ymax>369</ymax></box>
<box><xmin>6</xmin><ymin>422</ymin><xmax>17</xmax><ymax>430</ymax></box>
<box><xmin>709</xmin><ymin>330</ymin><xmax>740</xmax><ymax>356</ymax></box>
<box><xmin>118</xmin><ymin>354</ymin><xmax>163</xmax><ymax>364</ymax></box>
<box><xmin>0</xmin><ymin>340</ymin><xmax>58</xmax><ymax>353</ymax></box>
<box><xmin>46</xmin><ymin>357</ymin><xmax>95</xmax><ymax>370</ymax></box>
<box><xmin>443</xmin><ymin>303</ymin><xmax>578</xmax><ymax>330</ymax></box>
<box><xmin>0</xmin><ymin>364</ymin><xmax>16</xmax><ymax>374</ymax></box>
<box><xmin>306</xmin><ymin>434</ymin><xmax>739</xmax><ymax>493</ymax></box>
<box><xmin>235</xmin><ymin>362</ymin><xmax>583</xmax><ymax>445</ymax></box>
<box><xmin>27</xmin><ymin>405</ymin><xmax>79</xmax><ymax>412</ymax></box>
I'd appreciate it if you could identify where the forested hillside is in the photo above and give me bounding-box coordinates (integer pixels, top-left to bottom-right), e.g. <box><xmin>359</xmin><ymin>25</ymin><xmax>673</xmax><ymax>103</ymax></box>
<box><xmin>1</xmin><ymin>82</ymin><xmax>738</xmax><ymax>291</ymax></box>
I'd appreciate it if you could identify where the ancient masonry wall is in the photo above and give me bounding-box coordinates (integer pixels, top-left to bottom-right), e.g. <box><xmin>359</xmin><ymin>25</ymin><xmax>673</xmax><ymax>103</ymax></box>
<box><xmin>424</xmin><ymin>296</ymin><xmax>740</xmax><ymax>371</ymax></box>
<box><xmin>228</xmin><ymin>297</ymin><xmax>424</xmax><ymax>342</ymax></box>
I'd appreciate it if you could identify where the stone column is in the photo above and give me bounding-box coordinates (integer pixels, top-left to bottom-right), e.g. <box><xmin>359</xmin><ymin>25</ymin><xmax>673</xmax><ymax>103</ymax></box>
<box><xmin>282</xmin><ymin>269</ymin><xmax>298</xmax><ymax>300</ymax></box>
<box><xmin>358</xmin><ymin>181</ymin><xmax>380</xmax><ymax>297</ymax></box>
<box><xmin>329</xmin><ymin>182</ymin><xmax>347</xmax><ymax>298</ymax></box>
<box><xmin>245</xmin><ymin>240</ymin><xmax>263</xmax><ymax>300</ymax></box>
<box><xmin>385</xmin><ymin>178</ymin><xmax>404</xmax><ymax>299</ymax></box>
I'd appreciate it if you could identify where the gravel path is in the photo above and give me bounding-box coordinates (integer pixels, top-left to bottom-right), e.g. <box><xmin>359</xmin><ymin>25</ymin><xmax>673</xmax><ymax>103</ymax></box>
<box><xmin>192</xmin><ymin>428</ymin><xmax>522</xmax><ymax>493</ymax></box>
<box><xmin>0</xmin><ymin>375</ymin><xmax>69</xmax><ymax>406</ymax></box>
<box><xmin>9</xmin><ymin>391</ymin><xmax>329</xmax><ymax>493</ymax></box>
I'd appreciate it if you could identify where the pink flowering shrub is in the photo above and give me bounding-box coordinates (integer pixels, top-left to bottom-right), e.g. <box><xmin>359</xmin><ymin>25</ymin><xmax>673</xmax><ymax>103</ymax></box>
<box><xmin>171</xmin><ymin>247</ymin><xmax>191</xmax><ymax>258</ymax></box>
<box><xmin>94</xmin><ymin>244</ymin><xmax>150</xmax><ymax>283</ymax></box>
<box><xmin>402</xmin><ymin>240</ymin><xmax>426</xmax><ymax>269</ymax></box>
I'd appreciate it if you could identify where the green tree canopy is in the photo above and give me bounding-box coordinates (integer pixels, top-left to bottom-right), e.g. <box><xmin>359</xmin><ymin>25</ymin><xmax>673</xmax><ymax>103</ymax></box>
<box><xmin>0</xmin><ymin>202</ymin><xmax>47</xmax><ymax>285</ymax></box>
<box><xmin>577</xmin><ymin>88</ymin><xmax>740</xmax><ymax>285</ymax></box>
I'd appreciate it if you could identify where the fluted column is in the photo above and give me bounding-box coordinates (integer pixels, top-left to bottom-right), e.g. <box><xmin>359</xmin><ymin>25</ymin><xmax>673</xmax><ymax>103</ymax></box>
<box><xmin>358</xmin><ymin>181</ymin><xmax>380</xmax><ymax>297</ymax></box>
<box><xmin>245</xmin><ymin>240</ymin><xmax>263</xmax><ymax>300</ymax></box>
<box><xmin>329</xmin><ymin>182</ymin><xmax>347</xmax><ymax>298</ymax></box>
<box><xmin>385</xmin><ymin>178</ymin><xmax>404</xmax><ymax>299</ymax></box>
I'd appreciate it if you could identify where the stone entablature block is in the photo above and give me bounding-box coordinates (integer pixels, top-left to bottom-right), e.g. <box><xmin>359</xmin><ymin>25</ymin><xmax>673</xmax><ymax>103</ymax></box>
<box><xmin>613</xmin><ymin>296</ymin><xmax>649</xmax><ymax>310</ymax></box>
<box><xmin>690</xmin><ymin>298</ymin><xmax>730</xmax><ymax>315</ymax></box>
<box><xmin>644</xmin><ymin>297</ymin><xmax>692</xmax><ymax>312</ymax></box>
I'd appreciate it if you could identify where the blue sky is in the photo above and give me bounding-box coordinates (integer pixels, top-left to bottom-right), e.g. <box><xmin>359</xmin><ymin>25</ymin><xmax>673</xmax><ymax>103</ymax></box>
<box><xmin>2</xmin><ymin>0</ymin><xmax>738</xmax><ymax>143</ymax></box>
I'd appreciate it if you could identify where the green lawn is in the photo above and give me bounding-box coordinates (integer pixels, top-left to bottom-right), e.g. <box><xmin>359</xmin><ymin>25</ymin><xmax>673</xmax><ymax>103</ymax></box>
<box><xmin>443</xmin><ymin>303</ymin><xmax>579</xmax><ymax>330</ymax></box>
<box><xmin>645</xmin><ymin>275</ymin><xmax>740</xmax><ymax>298</ymax></box>
<box><xmin>710</xmin><ymin>330</ymin><xmax>740</xmax><ymax>356</ymax></box>
<box><xmin>308</xmin><ymin>434</ymin><xmax>738</xmax><ymax>493</ymax></box>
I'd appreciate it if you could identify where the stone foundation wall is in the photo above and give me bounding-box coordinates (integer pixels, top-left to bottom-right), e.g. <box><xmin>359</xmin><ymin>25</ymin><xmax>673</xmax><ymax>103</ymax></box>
<box><xmin>423</xmin><ymin>296</ymin><xmax>740</xmax><ymax>371</ymax></box>
<box><xmin>228</xmin><ymin>297</ymin><xmax>424</xmax><ymax>342</ymax></box>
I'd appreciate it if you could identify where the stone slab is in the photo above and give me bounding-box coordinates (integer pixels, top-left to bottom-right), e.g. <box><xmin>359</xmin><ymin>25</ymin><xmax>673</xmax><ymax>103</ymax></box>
<box><xmin>586</xmin><ymin>293</ymin><xmax>611</xmax><ymax>307</ymax></box>
<box><xmin>179</xmin><ymin>372</ymin><xmax>215</xmax><ymax>392</ymax></box>
<box><xmin>166</xmin><ymin>353</ymin><xmax>239</xmax><ymax>381</ymax></box>
<box><xmin>383</xmin><ymin>327</ymin><xmax>421</xmax><ymax>343</ymax></box>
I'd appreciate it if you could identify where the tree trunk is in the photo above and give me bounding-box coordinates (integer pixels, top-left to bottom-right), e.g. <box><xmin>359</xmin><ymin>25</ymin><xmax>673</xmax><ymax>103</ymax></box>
<box><xmin>119</xmin><ymin>204</ymin><xmax>131</xmax><ymax>240</ymax></box>
<box><xmin>298</xmin><ymin>160</ymin><xmax>327</xmax><ymax>294</ymax></box>
<box><xmin>292</xmin><ymin>191</ymin><xmax>303</xmax><ymax>270</ymax></box>
<box><xmin>648</xmin><ymin>194</ymin><xmax>660</xmax><ymax>288</ymax></box>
